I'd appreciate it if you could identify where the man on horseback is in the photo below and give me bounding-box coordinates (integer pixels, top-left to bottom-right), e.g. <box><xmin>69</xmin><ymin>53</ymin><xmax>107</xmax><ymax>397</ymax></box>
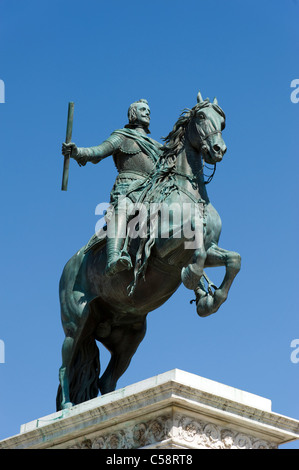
<box><xmin>62</xmin><ymin>99</ymin><xmax>163</xmax><ymax>276</ymax></box>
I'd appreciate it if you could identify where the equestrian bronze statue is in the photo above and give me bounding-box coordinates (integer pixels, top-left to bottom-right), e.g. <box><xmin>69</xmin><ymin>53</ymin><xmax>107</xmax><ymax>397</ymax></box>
<box><xmin>57</xmin><ymin>92</ymin><xmax>241</xmax><ymax>411</ymax></box>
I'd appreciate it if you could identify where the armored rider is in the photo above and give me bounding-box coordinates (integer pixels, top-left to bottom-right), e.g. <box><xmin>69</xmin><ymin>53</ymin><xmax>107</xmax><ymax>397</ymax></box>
<box><xmin>62</xmin><ymin>99</ymin><xmax>163</xmax><ymax>276</ymax></box>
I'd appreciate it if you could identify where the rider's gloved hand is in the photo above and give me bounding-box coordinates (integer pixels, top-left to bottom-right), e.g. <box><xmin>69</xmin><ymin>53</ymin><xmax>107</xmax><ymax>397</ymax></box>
<box><xmin>62</xmin><ymin>142</ymin><xmax>87</xmax><ymax>166</ymax></box>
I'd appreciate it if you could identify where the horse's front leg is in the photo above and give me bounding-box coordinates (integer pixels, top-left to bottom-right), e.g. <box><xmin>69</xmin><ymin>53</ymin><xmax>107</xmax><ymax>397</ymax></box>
<box><xmin>195</xmin><ymin>244</ymin><xmax>241</xmax><ymax>317</ymax></box>
<box><xmin>181</xmin><ymin>246</ymin><xmax>207</xmax><ymax>290</ymax></box>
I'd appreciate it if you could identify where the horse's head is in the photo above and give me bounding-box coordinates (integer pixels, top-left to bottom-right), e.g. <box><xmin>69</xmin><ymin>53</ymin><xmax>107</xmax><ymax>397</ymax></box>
<box><xmin>187</xmin><ymin>91</ymin><xmax>227</xmax><ymax>164</ymax></box>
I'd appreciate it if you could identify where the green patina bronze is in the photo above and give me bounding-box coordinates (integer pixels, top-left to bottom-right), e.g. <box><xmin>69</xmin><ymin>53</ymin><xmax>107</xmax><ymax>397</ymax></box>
<box><xmin>57</xmin><ymin>92</ymin><xmax>241</xmax><ymax>411</ymax></box>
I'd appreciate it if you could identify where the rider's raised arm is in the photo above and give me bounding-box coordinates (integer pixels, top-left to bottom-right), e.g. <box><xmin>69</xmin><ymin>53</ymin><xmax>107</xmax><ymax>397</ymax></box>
<box><xmin>77</xmin><ymin>133</ymin><xmax>123</xmax><ymax>165</ymax></box>
<box><xmin>77</xmin><ymin>141</ymin><xmax>113</xmax><ymax>164</ymax></box>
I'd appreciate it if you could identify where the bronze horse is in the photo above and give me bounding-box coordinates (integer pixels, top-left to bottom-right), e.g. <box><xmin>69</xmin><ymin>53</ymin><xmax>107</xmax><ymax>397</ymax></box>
<box><xmin>56</xmin><ymin>92</ymin><xmax>241</xmax><ymax>410</ymax></box>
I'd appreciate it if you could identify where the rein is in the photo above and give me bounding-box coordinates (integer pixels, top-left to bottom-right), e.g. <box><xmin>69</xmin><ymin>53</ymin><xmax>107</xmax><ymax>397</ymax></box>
<box><xmin>173</xmin><ymin>160</ymin><xmax>217</xmax><ymax>187</ymax></box>
<box><xmin>203</xmin><ymin>163</ymin><xmax>216</xmax><ymax>184</ymax></box>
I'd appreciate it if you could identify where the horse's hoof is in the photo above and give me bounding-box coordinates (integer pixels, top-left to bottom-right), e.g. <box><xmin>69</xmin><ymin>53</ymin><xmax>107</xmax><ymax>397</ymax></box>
<box><xmin>196</xmin><ymin>288</ymin><xmax>228</xmax><ymax>317</ymax></box>
<box><xmin>196</xmin><ymin>294</ymin><xmax>215</xmax><ymax>317</ymax></box>
<box><xmin>61</xmin><ymin>402</ymin><xmax>73</xmax><ymax>410</ymax></box>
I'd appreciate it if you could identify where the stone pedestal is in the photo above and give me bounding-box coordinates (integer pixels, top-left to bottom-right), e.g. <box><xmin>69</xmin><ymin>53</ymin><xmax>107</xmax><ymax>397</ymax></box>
<box><xmin>1</xmin><ymin>369</ymin><xmax>298</xmax><ymax>449</ymax></box>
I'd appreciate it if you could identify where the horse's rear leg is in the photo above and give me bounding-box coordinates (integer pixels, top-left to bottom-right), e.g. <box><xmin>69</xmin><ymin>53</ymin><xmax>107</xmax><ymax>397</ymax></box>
<box><xmin>57</xmin><ymin>297</ymin><xmax>91</xmax><ymax>410</ymax></box>
<box><xmin>196</xmin><ymin>244</ymin><xmax>241</xmax><ymax>317</ymax></box>
<box><xmin>57</xmin><ymin>249</ymin><xmax>93</xmax><ymax>410</ymax></box>
<box><xmin>58</xmin><ymin>336</ymin><xmax>75</xmax><ymax>409</ymax></box>
<box><xmin>98</xmin><ymin>319</ymin><xmax>147</xmax><ymax>395</ymax></box>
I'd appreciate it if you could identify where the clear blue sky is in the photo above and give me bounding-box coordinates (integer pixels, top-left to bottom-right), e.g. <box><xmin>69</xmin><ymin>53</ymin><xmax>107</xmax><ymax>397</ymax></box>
<box><xmin>0</xmin><ymin>0</ymin><xmax>298</xmax><ymax>448</ymax></box>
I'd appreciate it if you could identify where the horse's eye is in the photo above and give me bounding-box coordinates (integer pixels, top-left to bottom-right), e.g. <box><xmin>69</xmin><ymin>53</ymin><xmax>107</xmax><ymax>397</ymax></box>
<box><xmin>198</xmin><ymin>113</ymin><xmax>205</xmax><ymax>119</ymax></box>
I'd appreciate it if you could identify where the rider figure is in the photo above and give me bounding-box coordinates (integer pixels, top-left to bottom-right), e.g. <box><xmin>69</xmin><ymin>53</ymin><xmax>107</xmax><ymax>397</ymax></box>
<box><xmin>62</xmin><ymin>99</ymin><xmax>163</xmax><ymax>276</ymax></box>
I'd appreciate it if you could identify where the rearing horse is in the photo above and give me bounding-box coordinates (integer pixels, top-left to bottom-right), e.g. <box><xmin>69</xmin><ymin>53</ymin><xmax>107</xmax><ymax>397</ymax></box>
<box><xmin>56</xmin><ymin>92</ymin><xmax>241</xmax><ymax>411</ymax></box>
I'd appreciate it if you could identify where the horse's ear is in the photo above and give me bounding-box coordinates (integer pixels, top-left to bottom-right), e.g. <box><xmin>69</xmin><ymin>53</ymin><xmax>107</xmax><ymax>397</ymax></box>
<box><xmin>213</xmin><ymin>97</ymin><xmax>218</xmax><ymax>105</ymax></box>
<box><xmin>197</xmin><ymin>91</ymin><xmax>203</xmax><ymax>103</ymax></box>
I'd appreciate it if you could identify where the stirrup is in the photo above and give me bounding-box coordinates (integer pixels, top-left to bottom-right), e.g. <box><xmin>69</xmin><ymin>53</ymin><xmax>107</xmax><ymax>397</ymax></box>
<box><xmin>105</xmin><ymin>252</ymin><xmax>133</xmax><ymax>276</ymax></box>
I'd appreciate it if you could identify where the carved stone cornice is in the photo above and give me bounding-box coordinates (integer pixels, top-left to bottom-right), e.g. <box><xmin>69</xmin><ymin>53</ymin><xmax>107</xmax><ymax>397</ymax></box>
<box><xmin>1</xmin><ymin>370</ymin><xmax>298</xmax><ymax>449</ymax></box>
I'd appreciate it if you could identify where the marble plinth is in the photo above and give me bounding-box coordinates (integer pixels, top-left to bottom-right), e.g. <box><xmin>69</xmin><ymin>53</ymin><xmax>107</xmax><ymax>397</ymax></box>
<box><xmin>1</xmin><ymin>369</ymin><xmax>298</xmax><ymax>449</ymax></box>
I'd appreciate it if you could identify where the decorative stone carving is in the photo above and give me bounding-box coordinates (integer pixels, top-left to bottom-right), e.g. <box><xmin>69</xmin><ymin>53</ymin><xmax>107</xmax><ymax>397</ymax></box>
<box><xmin>68</xmin><ymin>413</ymin><xmax>277</xmax><ymax>449</ymax></box>
<box><xmin>176</xmin><ymin>414</ymin><xmax>276</xmax><ymax>449</ymax></box>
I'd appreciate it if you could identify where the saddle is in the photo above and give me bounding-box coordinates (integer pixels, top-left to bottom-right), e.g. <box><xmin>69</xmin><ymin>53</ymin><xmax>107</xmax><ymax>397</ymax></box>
<box><xmin>84</xmin><ymin>227</ymin><xmax>107</xmax><ymax>254</ymax></box>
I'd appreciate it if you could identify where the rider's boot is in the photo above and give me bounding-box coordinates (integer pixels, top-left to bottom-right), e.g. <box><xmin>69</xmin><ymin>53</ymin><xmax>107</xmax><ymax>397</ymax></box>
<box><xmin>105</xmin><ymin>212</ymin><xmax>133</xmax><ymax>276</ymax></box>
<box><xmin>105</xmin><ymin>238</ymin><xmax>132</xmax><ymax>276</ymax></box>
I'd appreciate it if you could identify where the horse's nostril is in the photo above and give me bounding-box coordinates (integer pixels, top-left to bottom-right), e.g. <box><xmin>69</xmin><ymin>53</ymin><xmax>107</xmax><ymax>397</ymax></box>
<box><xmin>213</xmin><ymin>144</ymin><xmax>221</xmax><ymax>152</ymax></box>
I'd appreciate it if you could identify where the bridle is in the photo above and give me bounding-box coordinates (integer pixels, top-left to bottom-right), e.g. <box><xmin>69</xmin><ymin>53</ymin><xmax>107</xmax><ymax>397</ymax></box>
<box><xmin>197</xmin><ymin>129</ymin><xmax>222</xmax><ymax>184</ymax></box>
<box><xmin>200</xmin><ymin>129</ymin><xmax>222</xmax><ymax>143</ymax></box>
<box><xmin>172</xmin><ymin>125</ymin><xmax>221</xmax><ymax>186</ymax></box>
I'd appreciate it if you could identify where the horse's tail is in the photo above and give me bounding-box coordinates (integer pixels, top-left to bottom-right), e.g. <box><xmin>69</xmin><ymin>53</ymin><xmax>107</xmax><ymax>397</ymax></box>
<box><xmin>69</xmin><ymin>334</ymin><xmax>101</xmax><ymax>406</ymax></box>
<box><xmin>56</xmin><ymin>334</ymin><xmax>100</xmax><ymax>411</ymax></box>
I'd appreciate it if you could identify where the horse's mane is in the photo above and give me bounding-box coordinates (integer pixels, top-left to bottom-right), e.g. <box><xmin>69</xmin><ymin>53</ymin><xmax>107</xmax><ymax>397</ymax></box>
<box><xmin>161</xmin><ymin>99</ymin><xmax>225</xmax><ymax>168</ymax></box>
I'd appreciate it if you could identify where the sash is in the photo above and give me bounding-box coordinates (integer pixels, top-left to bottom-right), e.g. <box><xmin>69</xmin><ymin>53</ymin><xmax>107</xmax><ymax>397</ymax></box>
<box><xmin>111</xmin><ymin>128</ymin><xmax>163</xmax><ymax>162</ymax></box>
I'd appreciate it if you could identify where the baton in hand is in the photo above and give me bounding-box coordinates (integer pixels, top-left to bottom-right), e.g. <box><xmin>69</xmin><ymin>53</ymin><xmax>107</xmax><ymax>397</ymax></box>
<box><xmin>61</xmin><ymin>101</ymin><xmax>74</xmax><ymax>191</ymax></box>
